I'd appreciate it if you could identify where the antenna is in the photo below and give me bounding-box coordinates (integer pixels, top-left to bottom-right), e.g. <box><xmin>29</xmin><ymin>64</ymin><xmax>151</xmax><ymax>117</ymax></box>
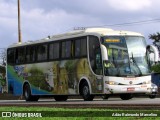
<box><xmin>73</xmin><ymin>27</ymin><xmax>86</xmax><ymax>30</ymax></box>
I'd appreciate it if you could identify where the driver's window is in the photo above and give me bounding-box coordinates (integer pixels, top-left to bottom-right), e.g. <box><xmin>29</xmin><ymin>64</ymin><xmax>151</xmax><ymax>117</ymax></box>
<box><xmin>89</xmin><ymin>36</ymin><xmax>103</xmax><ymax>75</ymax></box>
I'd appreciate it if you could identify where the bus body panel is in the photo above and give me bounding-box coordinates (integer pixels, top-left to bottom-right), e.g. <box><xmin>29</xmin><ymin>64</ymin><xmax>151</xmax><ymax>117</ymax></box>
<box><xmin>7</xmin><ymin>58</ymin><xmax>103</xmax><ymax>96</ymax></box>
<box><xmin>7</xmin><ymin>65</ymin><xmax>23</xmax><ymax>95</ymax></box>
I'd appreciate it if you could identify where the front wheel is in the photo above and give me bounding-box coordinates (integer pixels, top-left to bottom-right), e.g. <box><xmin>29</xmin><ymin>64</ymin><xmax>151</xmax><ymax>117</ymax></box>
<box><xmin>81</xmin><ymin>82</ymin><xmax>94</xmax><ymax>101</ymax></box>
<box><xmin>149</xmin><ymin>95</ymin><xmax>156</xmax><ymax>99</ymax></box>
<box><xmin>120</xmin><ymin>94</ymin><xmax>133</xmax><ymax>100</ymax></box>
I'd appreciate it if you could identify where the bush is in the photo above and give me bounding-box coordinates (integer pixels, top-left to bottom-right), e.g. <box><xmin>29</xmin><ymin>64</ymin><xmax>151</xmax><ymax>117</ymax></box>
<box><xmin>151</xmin><ymin>63</ymin><xmax>160</xmax><ymax>73</ymax></box>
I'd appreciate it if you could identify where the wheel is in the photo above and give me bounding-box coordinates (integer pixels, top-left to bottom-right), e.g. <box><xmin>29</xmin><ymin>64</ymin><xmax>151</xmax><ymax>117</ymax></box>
<box><xmin>81</xmin><ymin>82</ymin><xmax>94</xmax><ymax>101</ymax></box>
<box><xmin>120</xmin><ymin>94</ymin><xmax>133</xmax><ymax>100</ymax></box>
<box><xmin>23</xmin><ymin>84</ymin><xmax>39</xmax><ymax>101</ymax></box>
<box><xmin>102</xmin><ymin>95</ymin><xmax>110</xmax><ymax>100</ymax></box>
<box><xmin>149</xmin><ymin>92</ymin><xmax>157</xmax><ymax>99</ymax></box>
<box><xmin>149</xmin><ymin>95</ymin><xmax>156</xmax><ymax>99</ymax></box>
<box><xmin>54</xmin><ymin>95</ymin><xmax>68</xmax><ymax>101</ymax></box>
<box><xmin>24</xmin><ymin>84</ymin><xmax>32</xmax><ymax>101</ymax></box>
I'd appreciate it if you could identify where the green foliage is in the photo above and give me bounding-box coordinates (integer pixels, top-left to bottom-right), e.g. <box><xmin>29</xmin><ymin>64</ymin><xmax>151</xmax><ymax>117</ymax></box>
<box><xmin>151</xmin><ymin>63</ymin><xmax>160</xmax><ymax>73</ymax></box>
<box><xmin>149</xmin><ymin>32</ymin><xmax>160</xmax><ymax>41</ymax></box>
<box><xmin>27</xmin><ymin>67</ymin><xmax>50</xmax><ymax>91</ymax></box>
<box><xmin>65</xmin><ymin>60</ymin><xmax>76</xmax><ymax>88</ymax></box>
<box><xmin>65</xmin><ymin>60</ymin><xmax>76</xmax><ymax>73</ymax></box>
<box><xmin>0</xmin><ymin>107</ymin><xmax>159</xmax><ymax>119</ymax></box>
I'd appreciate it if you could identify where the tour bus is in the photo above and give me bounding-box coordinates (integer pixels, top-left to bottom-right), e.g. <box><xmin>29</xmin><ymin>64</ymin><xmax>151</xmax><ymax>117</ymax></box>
<box><xmin>6</xmin><ymin>28</ymin><xmax>158</xmax><ymax>101</ymax></box>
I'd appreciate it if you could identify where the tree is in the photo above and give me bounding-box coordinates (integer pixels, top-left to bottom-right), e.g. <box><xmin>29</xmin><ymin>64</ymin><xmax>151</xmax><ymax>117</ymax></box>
<box><xmin>149</xmin><ymin>32</ymin><xmax>160</xmax><ymax>72</ymax></box>
<box><xmin>149</xmin><ymin>32</ymin><xmax>160</xmax><ymax>41</ymax></box>
<box><xmin>149</xmin><ymin>32</ymin><xmax>160</xmax><ymax>51</ymax></box>
<box><xmin>0</xmin><ymin>48</ymin><xmax>6</xmax><ymax>66</ymax></box>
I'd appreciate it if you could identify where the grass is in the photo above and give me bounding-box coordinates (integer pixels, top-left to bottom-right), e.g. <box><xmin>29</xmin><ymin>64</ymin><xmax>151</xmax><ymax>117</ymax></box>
<box><xmin>0</xmin><ymin>107</ymin><xmax>159</xmax><ymax>120</ymax></box>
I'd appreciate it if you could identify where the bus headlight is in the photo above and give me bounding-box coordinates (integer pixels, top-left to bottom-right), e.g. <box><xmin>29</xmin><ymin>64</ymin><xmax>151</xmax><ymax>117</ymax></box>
<box><xmin>143</xmin><ymin>80</ymin><xmax>151</xmax><ymax>84</ymax></box>
<box><xmin>105</xmin><ymin>81</ymin><xmax>119</xmax><ymax>85</ymax></box>
<box><xmin>151</xmin><ymin>83</ymin><xmax>158</xmax><ymax>89</ymax></box>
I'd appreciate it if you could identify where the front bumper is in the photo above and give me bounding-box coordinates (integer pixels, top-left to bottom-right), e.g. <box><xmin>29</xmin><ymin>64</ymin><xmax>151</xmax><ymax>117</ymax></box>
<box><xmin>104</xmin><ymin>84</ymin><xmax>152</xmax><ymax>94</ymax></box>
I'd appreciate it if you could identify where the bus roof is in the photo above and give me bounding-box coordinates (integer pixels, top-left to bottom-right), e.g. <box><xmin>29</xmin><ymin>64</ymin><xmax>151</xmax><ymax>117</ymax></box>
<box><xmin>8</xmin><ymin>28</ymin><xmax>143</xmax><ymax>48</ymax></box>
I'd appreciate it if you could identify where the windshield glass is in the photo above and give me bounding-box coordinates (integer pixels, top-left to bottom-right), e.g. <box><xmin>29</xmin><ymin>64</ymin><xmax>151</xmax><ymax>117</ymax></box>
<box><xmin>102</xmin><ymin>36</ymin><xmax>150</xmax><ymax>77</ymax></box>
<box><xmin>126</xmin><ymin>36</ymin><xmax>150</xmax><ymax>75</ymax></box>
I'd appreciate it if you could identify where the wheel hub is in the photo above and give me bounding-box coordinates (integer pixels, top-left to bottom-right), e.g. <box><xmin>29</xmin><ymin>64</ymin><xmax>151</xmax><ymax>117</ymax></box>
<box><xmin>83</xmin><ymin>86</ymin><xmax>89</xmax><ymax>95</ymax></box>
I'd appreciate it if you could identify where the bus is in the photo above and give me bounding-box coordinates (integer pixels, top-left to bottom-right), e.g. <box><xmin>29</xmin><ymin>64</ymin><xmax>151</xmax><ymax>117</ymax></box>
<box><xmin>6</xmin><ymin>28</ymin><xmax>158</xmax><ymax>101</ymax></box>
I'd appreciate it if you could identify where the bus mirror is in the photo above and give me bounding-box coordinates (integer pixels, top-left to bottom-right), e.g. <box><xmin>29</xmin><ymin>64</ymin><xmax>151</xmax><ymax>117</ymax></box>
<box><xmin>146</xmin><ymin>45</ymin><xmax>159</xmax><ymax>64</ymax></box>
<box><xmin>101</xmin><ymin>45</ymin><xmax>108</xmax><ymax>60</ymax></box>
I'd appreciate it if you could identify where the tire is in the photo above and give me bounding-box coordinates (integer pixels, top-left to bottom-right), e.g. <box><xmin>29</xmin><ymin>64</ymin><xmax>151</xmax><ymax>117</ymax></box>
<box><xmin>120</xmin><ymin>94</ymin><xmax>133</xmax><ymax>100</ymax></box>
<box><xmin>81</xmin><ymin>82</ymin><xmax>94</xmax><ymax>101</ymax></box>
<box><xmin>102</xmin><ymin>95</ymin><xmax>110</xmax><ymax>100</ymax></box>
<box><xmin>23</xmin><ymin>84</ymin><xmax>39</xmax><ymax>101</ymax></box>
<box><xmin>149</xmin><ymin>95</ymin><xmax>156</xmax><ymax>99</ymax></box>
<box><xmin>54</xmin><ymin>95</ymin><xmax>68</xmax><ymax>101</ymax></box>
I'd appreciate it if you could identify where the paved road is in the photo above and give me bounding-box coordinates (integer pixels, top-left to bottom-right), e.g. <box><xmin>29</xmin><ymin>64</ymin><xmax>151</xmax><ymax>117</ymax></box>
<box><xmin>0</xmin><ymin>97</ymin><xmax>160</xmax><ymax>109</ymax></box>
<box><xmin>0</xmin><ymin>97</ymin><xmax>159</xmax><ymax>104</ymax></box>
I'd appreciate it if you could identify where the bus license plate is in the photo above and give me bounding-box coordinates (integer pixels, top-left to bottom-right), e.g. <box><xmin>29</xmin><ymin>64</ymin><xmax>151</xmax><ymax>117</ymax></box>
<box><xmin>127</xmin><ymin>87</ymin><xmax>135</xmax><ymax>91</ymax></box>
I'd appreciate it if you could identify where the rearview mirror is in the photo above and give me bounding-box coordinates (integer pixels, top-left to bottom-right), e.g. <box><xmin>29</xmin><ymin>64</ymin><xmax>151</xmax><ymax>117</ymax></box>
<box><xmin>101</xmin><ymin>45</ymin><xmax>108</xmax><ymax>60</ymax></box>
<box><xmin>146</xmin><ymin>45</ymin><xmax>159</xmax><ymax>65</ymax></box>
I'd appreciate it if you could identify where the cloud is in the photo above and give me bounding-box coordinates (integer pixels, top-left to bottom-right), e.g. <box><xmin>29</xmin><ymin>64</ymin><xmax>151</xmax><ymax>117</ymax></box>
<box><xmin>20</xmin><ymin>7</ymin><xmax>102</xmax><ymax>41</ymax></box>
<box><xmin>108</xmin><ymin>0</ymin><xmax>151</xmax><ymax>11</ymax></box>
<box><xmin>0</xmin><ymin>1</ymin><xmax>18</xmax><ymax>48</ymax></box>
<box><xmin>0</xmin><ymin>0</ymin><xmax>160</xmax><ymax>48</ymax></box>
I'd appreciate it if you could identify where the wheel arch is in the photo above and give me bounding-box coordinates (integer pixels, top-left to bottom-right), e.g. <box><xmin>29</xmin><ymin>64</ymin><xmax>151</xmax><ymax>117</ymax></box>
<box><xmin>78</xmin><ymin>77</ymin><xmax>92</xmax><ymax>95</ymax></box>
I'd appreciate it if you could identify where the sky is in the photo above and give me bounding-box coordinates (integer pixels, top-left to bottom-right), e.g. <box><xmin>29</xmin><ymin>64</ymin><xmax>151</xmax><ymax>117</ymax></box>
<box><xmin>0</xmin><ymin>0</ymin><xmax>160</xmax><ymax>48</ymax></box>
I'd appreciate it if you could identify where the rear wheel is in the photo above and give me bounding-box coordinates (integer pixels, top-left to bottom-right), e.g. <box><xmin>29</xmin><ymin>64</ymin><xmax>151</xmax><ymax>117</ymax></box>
<box><xmin>102</xmin><ymin>95</ymin><xmax>110</xmax><ymax>100</ymax></box>
<box><xmin>120</xmin><ymin>94</ymin><xmax>133</xmax><ymax>100</ymax></box>
<box><xmin>81</xmin><ymin>82</ymin><xmax>94</xmax><ymax>101</ymax></box>
<box><xmin>23</xmin><ymin>84</ymin><xmax>39</xmax><ymax>101</ymax></box>
<box><xmin>54</xmin><ymin>95</ymin><xmax>68</xmax><ymax>101</ymax></box>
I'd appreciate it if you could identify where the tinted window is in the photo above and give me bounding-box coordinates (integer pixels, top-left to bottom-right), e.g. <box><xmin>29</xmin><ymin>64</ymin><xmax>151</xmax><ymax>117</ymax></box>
<box><xmin>15</xmin><ymin>47</ymin><xmax>25</xmax><ymax>64</ymax></box>
<box><xmin>89</xmin><ymin>36</ymin><xmax>102</xmax><ymax>75</ymax></box>
<box><xmin>37</xmin><ymin>44</ymin><xmax>48</xmax><ymax>61</ymax></box>
<box><xmin>49</xmin><ymin>42</ymin><xmax>60</xmax><ymax>59</ymax></box>
<box><xmin>81</xmin><ymin>38</ymin><xmax>87</xmax><ymax>56</ymax></box>
<box><xmin>75</xmin><ymin>39</ymin><xmax>81</xmax><ymax>57</ymax></box>
<box><xmin>7</xmin><ymin>49</ymin><xmax>15</xmax><ymax>64</ymax></box>
<box><xmin>75</xmin><ymin>38</ymin><xmax>87</xmax><ymax>57</ymax></box>
<box><xmin>26</xmin><ymin>46</ymin><xmax>36</xmax><ymax>62</ymax></box>
<box><xmin>61</xmin><ymin>41</ymin><xmax>71</xmax><ymax>58</ymax></box>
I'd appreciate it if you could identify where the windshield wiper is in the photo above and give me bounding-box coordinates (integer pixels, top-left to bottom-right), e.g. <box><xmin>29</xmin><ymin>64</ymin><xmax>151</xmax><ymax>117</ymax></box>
<box><xmin>130</xmin><ymin>52</ymin><xmax>142</xmax><ymax>76</ymax></box>
<box><xmin>112</xmin><ymin>54</ymin><xmax>120</xmax><ymax>76</ymax></box>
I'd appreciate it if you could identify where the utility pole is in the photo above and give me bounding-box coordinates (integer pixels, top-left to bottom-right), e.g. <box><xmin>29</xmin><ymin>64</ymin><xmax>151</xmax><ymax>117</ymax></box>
<box><xmin>18</xmin><ymin>0</ymin><xmax>22</xmax><ymax>43</ymax></box>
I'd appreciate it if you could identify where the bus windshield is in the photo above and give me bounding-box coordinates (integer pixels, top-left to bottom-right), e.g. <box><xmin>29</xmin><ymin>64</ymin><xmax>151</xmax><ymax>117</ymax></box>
<box><xmin>102</xmin><ymin>36</ymin><xmax>150</xmax><ymax>77</ymax></box>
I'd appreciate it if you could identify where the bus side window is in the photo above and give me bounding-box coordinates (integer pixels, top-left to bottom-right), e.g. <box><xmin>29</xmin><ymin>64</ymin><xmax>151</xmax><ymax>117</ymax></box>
<box><xmin>49</xmin><ymin>42</ymin><xmax>60</xmax><ymax>60</ymax></box>
<box><xmin>89</xmin><ymin>36</ymin><xmax>102</xmax><ymax>75</ymax></box>
<box><xmin>81</xmin><ymin>38</ymin><xmax>87</xmax><ymax>57</ymax></box>
<box><xmin>75</xmin><ymin>39</ymin><xmax>81</xmax><ymax>57</ymax></box>
<box><xmin>66</xmin><ymin>41</ymin><xmax>71</xmax><ymax>58</ymax></box>
<box><xmin>75</xmin><ymin>38</ymin><xmax>87</xmax><ymax>57</ymax></box>
<box><xmin>61</xmin><ymin>41</ymin><xmax>72</xmax><ymax>59</ymax></box>
<box><xmin>7</xmin><ymin>49</ymin><xmax>15</xmax><ymax>65</ymax></box>
<box><xmin>37</xmin><ymin>44</ymin><xmax>48</xmax><ymax>61</ymax></box>
<box><xmin>26</xmin><ymin>46</ymin><xmax>36</xmax><ymax>63</ymax></box>
<box><xmin>15</xmin><ymin>48</ymin><xmax>25</xmax><ymax>64</ymax></box>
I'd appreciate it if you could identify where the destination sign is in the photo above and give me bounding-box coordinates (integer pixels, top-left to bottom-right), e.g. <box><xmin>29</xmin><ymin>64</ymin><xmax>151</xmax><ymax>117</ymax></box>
<box><xmin>105</xmin><ymin>39</ymin><xmax>120</xmax><ymax>43</ymax></box>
